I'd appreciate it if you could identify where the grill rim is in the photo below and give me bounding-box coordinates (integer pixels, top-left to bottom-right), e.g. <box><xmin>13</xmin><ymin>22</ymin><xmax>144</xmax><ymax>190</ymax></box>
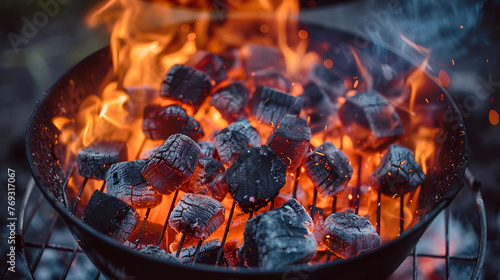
<box><xmin>25</xmin><ymin>26</ymin><xmax>468</xmax><ymax>278</ymax></box>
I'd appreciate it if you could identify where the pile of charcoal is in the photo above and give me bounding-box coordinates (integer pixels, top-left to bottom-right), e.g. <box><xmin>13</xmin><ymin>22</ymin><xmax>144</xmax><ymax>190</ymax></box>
<box><xmin>76</xmin><ymin>45</ymin><xmax>426</xmax><ymax>269</ymax></box>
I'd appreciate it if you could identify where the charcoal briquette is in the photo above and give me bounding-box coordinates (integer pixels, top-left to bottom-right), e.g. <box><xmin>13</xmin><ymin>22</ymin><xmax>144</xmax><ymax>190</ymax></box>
<box><xmin>105</xmin><ymin>159</ymin><xmax>162</xmax><ymax>208</ymax></box>
<box><xmin>224</xmin><ymin>145</ymin><xmax>287</xmax><ymax>213</ymax></box>
<box><xmin>303</xmin><ymin>142</ymin><xmax>353</xmax><ymax>198</ymax></box>
<box><xmin>338</xmin><ymin>90</ymin><xmax>403</xmax><ymax>152</ymax></box>
<box><xmin>370</xmin><ymin>144</ymin><xmax>426</xmax><ymax>197</ymax></box>
<box><xmin>210</xmin><ymin>83</ymin><xmax>249</xmax><ymax>123</ymax></box>
<box><xmin>300</xmin><ymin>83</ymin><xmax>338</xmax><ymax>133</ymax></box>
<box><xmin>267</xmin><ymin>114</ymin><xmax>311</xmax><ymax>170</ymax></box>
<box><xmin>178</xmin><ymin>239</ymin><xmax>226</xmax><ymax>266</ymax></box>
<box><xmin>82</xmin><ymin>190</ymin><xmax>139</xmax><ymax>243</ymax></box>
<box><xmin>243</xmin><ymin>202</ymin><xmax>317</xmax><ymax>268</ymax></box>
<box><xmin>323</xmin><ymin>212</ymin><xmax>380</xmax><ymax>259</ymax></box>
<box><xmin>169</xmin><ymin>193</ymin><xmax>225</xmax><ymax>239</ymax></box>
<box><xmin>305</xmin><ymin>63</ymin><xmax>346</xmax><ymax>100</ymax></box>
<box><xmin>214</xmin><ymin>119</ymin><xmax>261</xmax><ymax>165</ymax></box>
<box><xmin>186</xmin><ymin>50</ymin><xmax>227</xmax><ymax>83</ymax></box>
<box><xmin>250</xmin><ymin>85</ymin><xmax>302</xmax><ymax>125</ymax></box>
<box><xmin>138</xmin><ymin>245</ymin><xmax>180</xmax><ymax>263</ymax></box>
<box><xmin>142</xmin><ymin>104</ymin><xmax>203</xmax><ymax>140</ymax></box>
<box><xmin>76</xmin><ymin>140</ymin><xmax>127</xmax><ymax>179</ymax></box>
<box><xmin>280</xmin><ymin>198</ymin><xmax>313</xmax><ymax>232</ymax></box>
<box><xmin>185</xmin><ymin>157</ymin><xmax>228</xmax><ymax>201</ymax></box>
<box><xmin>161</xmin><ymin>64</ymin><xmax>212</xmax><ymax>110</ymax></box>
<box><xmin>141</xmin><ymin>134</ymin><xmax>201</xmax><ymax>195</ymax></box>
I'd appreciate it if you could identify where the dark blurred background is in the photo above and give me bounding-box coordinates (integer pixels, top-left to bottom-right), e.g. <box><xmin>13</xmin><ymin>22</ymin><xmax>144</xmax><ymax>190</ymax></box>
<box><xmin>1</xmin><ymin>0</ymin><xmax>499</xmax><ymax>279</ymax></box>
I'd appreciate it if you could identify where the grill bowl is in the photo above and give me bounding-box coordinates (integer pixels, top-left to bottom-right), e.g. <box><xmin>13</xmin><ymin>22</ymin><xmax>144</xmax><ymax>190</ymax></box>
<box><xmin>26</xmin><ymin>24</ymin><xmax>467</xmax><ymax>279</ymax></box>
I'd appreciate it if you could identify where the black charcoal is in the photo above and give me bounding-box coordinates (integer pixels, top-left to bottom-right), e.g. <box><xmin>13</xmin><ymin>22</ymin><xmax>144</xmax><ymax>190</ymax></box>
<box><xmin>224</xmin><ymin>146</ymin><xmax>287</xmax><ymax>213</ymax></box>
<box><xmin>178</xmin><ymin>239</ymin><xmax>226</xmax><ymax>266</ymax></box>
<box><xmin>161</xmin><ymin>64</ymin><xmax>212</xmax><ymax>109</ymax></box>
<box><xmin>106</xmin><ymin>159</ymin><xmax>162</xmax><ymax>208</ymax></box>
<box><xmin>210</xmin><ymin>83</ymin><xmax>249</xmax><ymax>123</ymax></box>
<box><xmin>142</xmin><ymin>104</ymin><xmax>203</xmax><ymax>140</ymax></box>
<box><xmin>82</xmin><ymin>190</ymin><xmax>139</xmax><ymax>243</ymax></box>
<box><xmin>76</xmin><ymin>140</ymin><xmax>127</xmax><ymax>179</ymax></box>
<box><xmin>305</xmin><ymin>63</ymin><xmax>346</xmax><ymax>100</ymax></box>
<box><xmin>303</xmin><ymin>142</ymin><xmax>353</xmax><ymax>198</ymax></box>
<box><xmin>250</xmin><ymin>85</ymin><xmax>302</xmax><ymax>125</ymax></box>
<box><xmin>267</xmin><ymin>114</ymin><xmax>311</xmax><ymax>170</ymax></box>
<box><xmin>214</xmin><ymin>119</ymin><xmax>261</xmax><ymax>165</ymax></box>
<box><xmin>300</xmin><ymin>83</ymin><xmax>337</xmax><ymax>133</ymax></box>
<box><xmin>186</xmin><ymin>50</ymin><xmax>227</xmax><ymax>83</ymax></box>
<box><xmin>138</xmin><ymin>246</ymin><xmax>180</xmax><ymax>263</ymax></box>
<box><xmin>185</xmin><ymin>157</ymin><xmax>228</xmax><ymax>201</ymax></box>
<box><xmin>323</xmin><ymin>212</ymin><xmax>380</xmax><ymax>259</ymax></box>
<box><xmin>169</xmin><ymin>193</ymin><xmax>225</xmax><ymax>239</ymax></box>
<box><xmin>141</xmin><ymin>134</ymin><xmax>201</xmax><ymax>195</ymax></box>
<box><xmin>370</xmin><ymin>144</ymin><xmax>426</xmax><ymax>196</ymax></box>
<box><xmin>338</xmin><ymin>90</ymin><xmax>403</xmax><ymax>152</ymax></box>
<box><xmin>243</xmin><ymin>202</ymin><xmax>317</xmax><ymax>268</ymax></box>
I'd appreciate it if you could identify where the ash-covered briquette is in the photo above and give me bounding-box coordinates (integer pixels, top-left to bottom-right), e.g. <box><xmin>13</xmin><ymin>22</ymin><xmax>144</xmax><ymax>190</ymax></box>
<box><xmin>185</xmin><ymin>157</ymin><xmax>228</xmax><ymax>201</ymax></box>
<box><xmin>186</xmin><ymin>50</ymin><xmax>227</xmax><ymax>83</ymax></box>
<box><xmin>242</xmin><ymin>201</ymin><xmax>317</xmax><ymax>268</ymax></box>
<box><xmin>142</xmin><ymin>104</ymin><xmax>203</xmax><ymax>140</ymax></box>
<box><xmin>303</xmin><ymin>142</ymin><xmax>353</xmax><ymax>198</ymax></box>
<box><xmin>106</xmin><ymin>159</ymin><xmax>162</xmax><ymax>208</ymax></box>
<box><xmin>338</xmin><ymin>90</ymin><xmax>404</xmax><ymax>152</ymax></box>
<box><xmin>370</xmin><ymin>144</ymin><xmax>426</xmax><ymax>197</ymax></box>
<box><xmin>267</xmin><ymin>114</ymin><xmax>311</xmax><ymax>170</ymax></box>
<box><xmin>241</xmin><ymin>44</ymin><xmax>283</xmax><ymax>73</ymax></box>
<box><xmin>214</xmin><ymin>119</ymin><xmax>261</xmax><ymax>165</ymax></box>
<box><xmin>224</xmin><ymin>146</ymin><xmax>287</xmax><ymax>213</ymax></box>
<box><xmin>323</xmin><ymin>212</ymin><xmax>380</xmax><ymax>259</ymax></box>
<box><xmin>169</xmin><ymin>193</ymin><xmax>225</xmax><ymax>239</ymax></box>
<box><xmin>280</xmin><ymin>199</ymin><xmax>314</xmax><ymax>232</ymax></box>
<box><xmin>138</xmin><ymin>246</ymin><xmax>180</xmax><ymax>263</ymax></box>
<box><xmin>210</xmin><ymin>83</ymin><xmax>249</xmax><ymax>123</ymax></box>
<box><xmin>250</xmin><ymin>85</ymin><xmax>302</xmax><ymax>125</ymax></box>
<box><xmin>249</xmin><ymin>69</ymin><xmax>291</xmax><ymax>93</ymax></box>
<box><xmin>178</xmin><ymin>239</ymin><xmax>227</xmax><ymax>266</ymax></box>
<box><xmin>82</xmin><ymin>190</ymin><xmax>139</xmax><ymax>243</ymax></box>
<box><xmin>300</xmin><ymin>83</ymin><xmax>337</xmax><ymax>134</ymax></box>
<box><xmin>161</xmin><ymin>64</ymin><xmax>212</xmax><ymax>109</ymax></box>
<box><xmin>141</xmin><ymin>134</ymin><xmax>201</xmax><ymax>195</ymax></box>
<box><xmin>305</xmin><ymin>63</ymin><xmax>346</xmax><ymax>100</ymax></box>
<box><xmin>76</xmin><ymin>140</ymin><xmax>127</xmax><ymax>180</ymax></box>
<box><xmin>197</xmin><ymin>141</ymin><xmax>215</xmax><ymax>158</ymax></box>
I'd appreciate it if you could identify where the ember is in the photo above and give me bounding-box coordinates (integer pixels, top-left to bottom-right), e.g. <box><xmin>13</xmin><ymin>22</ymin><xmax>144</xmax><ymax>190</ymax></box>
<box><xmin>243</xmin><ymin>199</ymin><xmax>316</xmax><ymax>268</ymax></box>
<box><xmin>161</xmin><ymin>64</ymin><xmax>212</xmax><ymax>109</ymax></box>
<box><xmin>250</xmin><ymin>85</ymin><xmax>302</xmax><ymax>125</ymax></box>
<box><xmin>82</xmin><ymin>190</ymin><xmax>139</xmax><ymax>243</ymax></box>
<box><xmin>225</xmin><ymin>146</ymin><xmax>287</xmax><ymax>213</ymax></box>
<box><xmin>106</xmin><ymin>159</ymin><xmax>162</xmax><ymax>208</ymax></box>
<box><xmin>141</xmin><ymin>134</ymin><xmax>201</xmax><ymax>195</ymax></box>
<box><xmin>142</xmin><ymin>104</ymin><xmax>203</xmax><ymax>140</ymax></box>
<box><xmin>169</xmin><ymin>193</ymin><xmax>225</xmax><ymax>239</ymax></box>
<box><xmin>76</xmin><ymin>140</ymin><xmax>127</xmax><ymax>179</ymax></box>
<box><xmin>323</xmin><ymin>212</ymin><xmax>380</xmax><ymax>259</ymax></box>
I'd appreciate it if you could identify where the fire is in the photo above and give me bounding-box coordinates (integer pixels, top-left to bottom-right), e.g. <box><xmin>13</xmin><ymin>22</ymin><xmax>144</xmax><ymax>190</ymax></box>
<box><xmin>50</xmin><ymin>0</ymin><xmax>445</xmax><ymax>267</ymax></box>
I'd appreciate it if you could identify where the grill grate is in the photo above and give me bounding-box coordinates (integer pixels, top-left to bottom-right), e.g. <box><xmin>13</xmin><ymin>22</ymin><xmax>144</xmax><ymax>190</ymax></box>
<box><xmin>1</xmin><ymin>168</ymin><xmax>485</xmax><ymax>279</ymax></box>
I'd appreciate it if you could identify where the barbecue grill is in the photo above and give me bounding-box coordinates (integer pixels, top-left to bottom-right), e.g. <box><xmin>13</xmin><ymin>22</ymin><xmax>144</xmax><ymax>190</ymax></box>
<box><xmin>19</xmin><ymin>15</ymin><xmax>482</xmax><ymax>277</ymax></box>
